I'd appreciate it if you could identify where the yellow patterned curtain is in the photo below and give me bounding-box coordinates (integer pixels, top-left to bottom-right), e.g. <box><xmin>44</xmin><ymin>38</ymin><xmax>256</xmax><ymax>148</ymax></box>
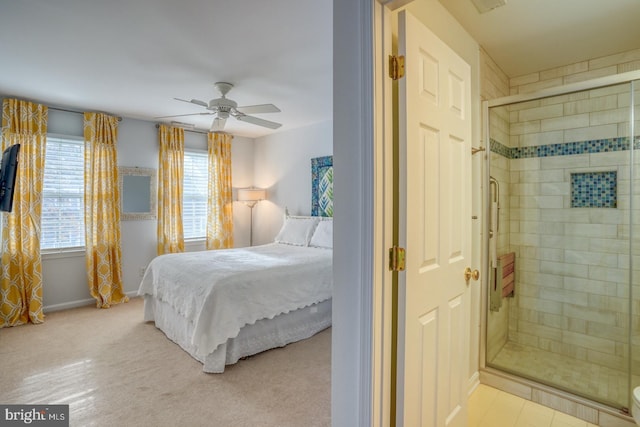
<box><xmin>157</xmin><ymin>125</ymin><xmax>184</xmax><ymax>255</ymax></box>
<box><xmin>0</xmin><ymin>99</ymin><xmax>47</xmax><ymax>327</ymax></box>
<box><xmin>83</xmin><ymin>112</ymin><xmax>128</xmax><ymax>309</ymax></box>
<box><xmin>206</xmin><ymin>132</ymin><xmax>233</xmax><ymax>249</ymax></box>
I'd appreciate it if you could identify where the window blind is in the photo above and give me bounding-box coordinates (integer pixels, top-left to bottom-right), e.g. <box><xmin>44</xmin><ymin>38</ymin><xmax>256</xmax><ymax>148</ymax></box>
<box><xmin>183</xmin><ymin>151</ymin><xmax>208</xmax><ymax>239</ymax></box>
<box><xmin>41</xmin><ymin>136</ymin><xmax>85</xmax><ymax>250</ymax></box>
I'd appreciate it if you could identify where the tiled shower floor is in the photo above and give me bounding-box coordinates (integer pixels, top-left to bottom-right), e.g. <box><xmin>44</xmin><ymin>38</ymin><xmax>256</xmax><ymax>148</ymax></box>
<box><xmin>489</xmin><ymin>341</ymin><xmax>636</xmax><ymax>410</ymax></box>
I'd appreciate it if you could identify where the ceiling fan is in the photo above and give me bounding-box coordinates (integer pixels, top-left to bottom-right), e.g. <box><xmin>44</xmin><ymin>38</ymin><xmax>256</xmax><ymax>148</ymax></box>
<box><xmin>158</xmin><ymin>82</ymin><xmax>282</xmax><ymax>132</ymax></box>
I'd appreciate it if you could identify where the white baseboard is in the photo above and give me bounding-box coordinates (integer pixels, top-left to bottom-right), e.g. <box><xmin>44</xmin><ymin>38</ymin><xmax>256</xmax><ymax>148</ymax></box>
<box><xmin>468</xmin><ymin>371</ymin><xmax>480</xmax><ymax>396</ymax></box>
<box><xmin>43</xmin><ymin>290</ymin><xmax>140</xmax><ymax>313</ymax></box>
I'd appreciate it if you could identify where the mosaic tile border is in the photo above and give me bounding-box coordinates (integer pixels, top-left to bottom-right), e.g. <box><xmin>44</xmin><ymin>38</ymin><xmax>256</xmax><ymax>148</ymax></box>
<box><xmin>489</xmin><ymin>138</ymin><xmax>512</xmax><ymax>158</ymax></box>
<box><xmin>490</xmin><ymin>137</ymin><xmax>640</xmax><ymax>159</ymax></box>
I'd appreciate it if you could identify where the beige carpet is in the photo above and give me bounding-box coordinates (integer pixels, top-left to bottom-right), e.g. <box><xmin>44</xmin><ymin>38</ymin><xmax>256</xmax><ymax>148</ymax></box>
<box><xmin>0</xmin><ymin>297</ymin><xmax>331</xmax><ymax>427</ymax></box>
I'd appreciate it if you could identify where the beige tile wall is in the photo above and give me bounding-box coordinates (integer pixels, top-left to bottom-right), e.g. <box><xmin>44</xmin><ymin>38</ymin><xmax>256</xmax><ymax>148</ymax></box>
<box><xmin>509</xmin><ymin>84</ymin><xmax>637</xmax><ymax>148</ymax></box>
<box><xmin>510</xmin><ymin>48</ymin><xmax>640</xmax><ymax>96</ymax></box>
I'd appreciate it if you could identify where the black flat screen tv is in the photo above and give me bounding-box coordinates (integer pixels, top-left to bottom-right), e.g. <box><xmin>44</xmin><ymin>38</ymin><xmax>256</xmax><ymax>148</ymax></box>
<box><xmin>0</xmin><ymin>144</ymin><xmax>20</xmax><ymax>213</ymax></box>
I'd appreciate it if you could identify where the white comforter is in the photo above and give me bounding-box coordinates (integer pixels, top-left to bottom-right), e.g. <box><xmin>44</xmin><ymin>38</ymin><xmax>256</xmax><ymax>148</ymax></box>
<box><xmin>137</xmin><ymin>243</ymin><xmax>332</xmax><ymax>358</ymax></box>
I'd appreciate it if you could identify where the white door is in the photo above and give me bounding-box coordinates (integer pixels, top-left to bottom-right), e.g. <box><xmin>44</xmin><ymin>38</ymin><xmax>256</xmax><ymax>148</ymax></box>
<box><xmin>396</xmin><ymin>10</ymin><xmax>473</xmax><ymax>427</ymax></box>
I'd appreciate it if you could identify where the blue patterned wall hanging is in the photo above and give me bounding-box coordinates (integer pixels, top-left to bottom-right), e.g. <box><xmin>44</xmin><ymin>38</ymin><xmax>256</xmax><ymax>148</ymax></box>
<box><xmin>311</xmin><ymin>155</ymin><xmax>333</xmax><ymax>217</ymax></box>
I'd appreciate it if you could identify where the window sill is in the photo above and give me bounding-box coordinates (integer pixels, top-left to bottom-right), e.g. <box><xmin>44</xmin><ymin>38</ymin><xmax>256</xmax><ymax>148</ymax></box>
<box><xmin>41</xmin><ymin>248</ymin><xmax>85</xmax><ymax>260</ymax></box>
<box><xmin>185</xmin><ymin>237</ymin><xmax>205</xmax><ymax>243</ymax></box>
<box><xmin>184</xmin><ymin>238</ymin><xmax>206</xmax><ymax>251</ymax></box>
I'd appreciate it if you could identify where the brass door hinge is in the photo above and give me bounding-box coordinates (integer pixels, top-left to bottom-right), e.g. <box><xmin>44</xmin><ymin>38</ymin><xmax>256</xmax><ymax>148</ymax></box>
<box><xmin>389</xmin><ymin>55</ymin><xmax>405</xmax><ymax>80</ymax></box>
<box><xmin>389</xmin><ymin>246</ymin><xmax>406</xmax><ymax>271</ymax></box>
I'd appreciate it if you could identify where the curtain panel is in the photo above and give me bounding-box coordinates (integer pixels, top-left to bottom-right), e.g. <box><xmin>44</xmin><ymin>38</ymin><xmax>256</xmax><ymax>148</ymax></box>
<box><xmin>157</xmin><ymin>125</ymin><xmax>185</xmax><ymax>255</ymax></box>
<box><xmin>0</xmin><ymin>99</ymin><xmax>47</xmax><ymax>327</ymax></box>
<box><xmin>83</xmin><ymin>112</ymin><xmax>128</xmax><ymax>308</ymax></box>
<box><xmin>206</xmin><ymin>132</ymin><xmax>234</xmax><ymax>249</ymax></box>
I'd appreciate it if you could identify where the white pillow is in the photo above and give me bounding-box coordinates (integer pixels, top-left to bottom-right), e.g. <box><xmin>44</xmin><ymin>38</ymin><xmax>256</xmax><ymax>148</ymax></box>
<box><xmin>309</xmin><ymin>218</ymin><xmax>332</xmax><ymax>248</ymax></box>
<box><xmin>274</xmin><ymin>217</ymin><xmax>319</xmax><ymax>246</ymax></box>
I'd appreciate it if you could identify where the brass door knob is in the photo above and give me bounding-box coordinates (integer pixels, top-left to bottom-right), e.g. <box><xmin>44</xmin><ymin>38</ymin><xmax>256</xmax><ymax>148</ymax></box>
<box><xmin>464</xmin><ymin>267</ymin><xmax>480</xmax><ymax>282</ymax></box>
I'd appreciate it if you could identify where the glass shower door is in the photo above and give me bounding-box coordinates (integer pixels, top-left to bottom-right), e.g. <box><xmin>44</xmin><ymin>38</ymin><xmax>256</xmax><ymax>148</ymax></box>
<box><xmin>485</xmin><ymin>82</ymin><xmax>634</xmax><ymax>409</ymax></box>
<box><xmin>630</xmin><ymin>79</ymin><xmax>640</xmax><ymax>412</ymax></box>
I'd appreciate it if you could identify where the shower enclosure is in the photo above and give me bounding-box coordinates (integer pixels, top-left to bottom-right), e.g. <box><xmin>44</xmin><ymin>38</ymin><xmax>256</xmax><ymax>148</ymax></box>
<box><xmin>484</xmin><ymin>72</ymin><xmax>640</xmax><ymax>412</ymax></box>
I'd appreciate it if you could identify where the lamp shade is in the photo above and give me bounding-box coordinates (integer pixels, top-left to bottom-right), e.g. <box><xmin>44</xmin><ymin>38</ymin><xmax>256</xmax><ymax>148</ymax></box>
<box><xmin>237</xmin><ymin>188</ymin><xmax>266</xmax><ymax>203</ymax></box>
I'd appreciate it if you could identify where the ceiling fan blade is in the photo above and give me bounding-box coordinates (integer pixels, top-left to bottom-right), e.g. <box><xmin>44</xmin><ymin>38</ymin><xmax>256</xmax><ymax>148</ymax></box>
<box><xmin>210</xmin><ymin>117</ymin><xmax>226</xmax><ymax>132</ymax></box>
<box><xmin>174</xmin><ymin>97</ymin><xmax>208</xmax><ymax>107</ymax></box>
<box><xmin>155</xmin><ymin>112</ymin><xmax>214</xmax><ymax>119</ymax></box>
<box><xmin>235</xmin><ymin>104</ymin><xmax>281</xmax><ymax>114</ymax></box>
<box><xmin>236</xmin><ymin>115</ymin><xmax>282</xmax><ymax>129</ymax></box>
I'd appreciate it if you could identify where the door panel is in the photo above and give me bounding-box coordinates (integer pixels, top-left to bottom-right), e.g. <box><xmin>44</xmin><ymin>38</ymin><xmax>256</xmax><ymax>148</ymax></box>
<box><xmin>420</xmin><ymin>125</ymin><xmax>440</xmax><ymax>271</ymax></box>
<box><xmin>396</xmin><ymin>9</ymin><xmax>472</xmax><ymax>427</ymax></box>
<box><xmin>418</xmin><ymin>309</ymin><xmax>438</xmax><ymax>425</ymax></box>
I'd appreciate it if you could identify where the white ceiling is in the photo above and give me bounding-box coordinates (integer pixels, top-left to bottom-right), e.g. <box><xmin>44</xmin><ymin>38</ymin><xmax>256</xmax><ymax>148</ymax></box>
<box><xmin>438</xmin><ymin>0</ymin><xmax>640</xmax><ymax>78</ymax></box>
<box><xmin>2</xmin><ymin>1</ymin><xmax>639</xmax><ymax>139</ymax></box>
<box><xmin>0</xmin><ymin>0</ymin><xmax>333</xmax><ymax>138</ymax></box>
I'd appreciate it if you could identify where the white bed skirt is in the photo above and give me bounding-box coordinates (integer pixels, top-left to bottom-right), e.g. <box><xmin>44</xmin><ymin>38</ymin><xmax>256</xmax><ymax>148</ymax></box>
<box><xmin>144</xmin><ymin>296</ymin><xmax>332</xmax><ymax>373</ymax></box>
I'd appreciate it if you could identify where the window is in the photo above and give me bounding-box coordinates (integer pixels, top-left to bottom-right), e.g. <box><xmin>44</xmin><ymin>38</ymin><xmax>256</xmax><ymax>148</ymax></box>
<box><xmin>41</xmin><ymin>136</ymin><xmax>85</xmax><ymax>250</ymax></box>
<box><xmin>183</xmin><ymin>151</ymin><xmax>208</xmax><ymax>239</ymax></box>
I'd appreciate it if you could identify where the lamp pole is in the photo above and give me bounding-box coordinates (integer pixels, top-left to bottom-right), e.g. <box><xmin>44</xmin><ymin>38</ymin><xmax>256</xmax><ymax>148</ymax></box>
<box><xmin>247</xmin><ymin>200</ymin><xmax>257</xmax><ymax>246</ymax></box>
<box><xmin>237</xmin><ymin>187</ymin><xmax>266</xmax><ymax>247</ymax></box>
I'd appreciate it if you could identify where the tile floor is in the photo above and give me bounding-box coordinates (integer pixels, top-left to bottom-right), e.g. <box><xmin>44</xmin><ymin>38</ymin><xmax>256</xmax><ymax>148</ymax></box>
<box><xmin>490</xmin><ymin>341</ymin><xmax>634</xmax><ymax>409</ymax></box>
<box><xmin>469</xmin><ymin>384</ymin><xmax>599</xmax><ymax>427</ymax></box>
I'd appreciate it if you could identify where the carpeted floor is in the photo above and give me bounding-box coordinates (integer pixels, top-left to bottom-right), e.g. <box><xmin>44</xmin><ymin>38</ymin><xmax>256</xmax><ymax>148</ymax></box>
<box><xmin>0</xmin><ymin>297</ymin><xmax>331</xmax><ymax>427</ymax></box>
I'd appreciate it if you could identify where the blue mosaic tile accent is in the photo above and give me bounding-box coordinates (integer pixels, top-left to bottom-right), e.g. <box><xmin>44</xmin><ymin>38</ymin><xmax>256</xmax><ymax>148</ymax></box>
<box><xmin>489</xmin><ymin>139</ymin><xmax>513</xmax><ymax>158</ymax></box>
<box><xmin>490</xmin><ymin>136</ymin><xmax>640</xmax><ymax>159</ymax></box>
<box><xmin>570</xmin><ymin>171</ymin><xmax>617</xmax><ymax>208</ymax></box>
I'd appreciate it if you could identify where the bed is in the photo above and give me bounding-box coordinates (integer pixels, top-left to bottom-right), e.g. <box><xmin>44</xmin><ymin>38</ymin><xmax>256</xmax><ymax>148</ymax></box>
<box><xmin>140</xmin><ymin>155</ymin><xmax>334</xmax><ymax>372</ymax></box>
<box><xmin>138</xmin><ymin>214</ymin><xmax>333</xmax><ymax>373</ymax></box>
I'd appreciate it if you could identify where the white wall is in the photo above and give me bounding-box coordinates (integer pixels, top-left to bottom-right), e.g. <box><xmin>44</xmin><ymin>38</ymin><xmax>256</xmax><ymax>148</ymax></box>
<box><xmin>0</xmin><ymin>100</ymin><xmax>255</xmax><ymax>311</ymax></box>
<box><xmin>251</xmin><ymin>120</ymin><xmax>333</xmax><ymax>246</ymax></box>
<box><xmin>333</xmin><ymin>0</ymin><xmax>372</xmax><ymax>425</ymax></box>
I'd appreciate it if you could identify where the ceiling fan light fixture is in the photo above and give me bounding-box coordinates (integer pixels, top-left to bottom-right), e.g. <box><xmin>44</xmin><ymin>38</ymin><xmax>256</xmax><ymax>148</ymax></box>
<box><xmin>167</xmin><ymin>82</ymin><xmax>282</xmax><ymax>131</ymax></box>
<box><xmin>214</xmin><ymin>82</ymin><xmax>234</xmax><ymax>97</ymax></box>
<box><xmin>470</xmin><ymin>0</ymin><xmax>506</xmax><ymax>14</ymax></box>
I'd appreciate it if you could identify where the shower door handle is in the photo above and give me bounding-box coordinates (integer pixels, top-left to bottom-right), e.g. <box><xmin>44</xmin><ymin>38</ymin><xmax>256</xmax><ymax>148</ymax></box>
<box><xmin>464</xmin><ymin>267</ymin><xmax>480</xmax><ymax>283</ymax></box>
